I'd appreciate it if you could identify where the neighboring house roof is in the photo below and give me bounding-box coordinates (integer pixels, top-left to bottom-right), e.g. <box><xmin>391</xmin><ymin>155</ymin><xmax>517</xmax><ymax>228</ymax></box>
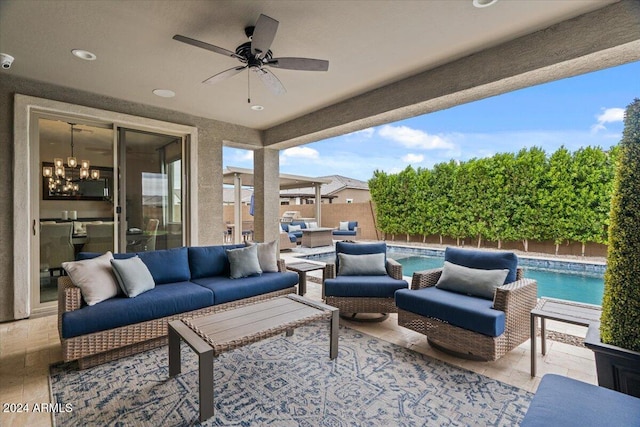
<box><xmin>279</xmin><ymin>175</ymin><xmax>369</xmax><ymax>197</ymax></box>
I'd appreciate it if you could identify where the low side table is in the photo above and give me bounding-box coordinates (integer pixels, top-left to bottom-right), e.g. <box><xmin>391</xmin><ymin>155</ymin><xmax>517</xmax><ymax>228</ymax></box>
<box><xmin>286</xmin><ymin>261</ymin><xmax>325</xmax><ymax>295</ymax></box>
<box><xmin>530</xmin><ymin>297</ymin><xmax>602</xmax><ymax>377</ymax></box>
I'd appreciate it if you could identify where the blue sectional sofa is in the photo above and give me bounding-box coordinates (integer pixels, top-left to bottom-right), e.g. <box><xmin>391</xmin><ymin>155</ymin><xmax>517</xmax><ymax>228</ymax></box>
<box><xmin>58</xmin><ymin>245</ymin><xmax>299</xmax><ymax>368</ymax></box>
<box><xmin>521</xmin><ymin>374</ymin><xmax>640</xmax><ymax>426</ymax></box>
<box><xmin>280</xmin><ymin>220</ymin><xmax>307</xmax><ymax>243</ymax></box>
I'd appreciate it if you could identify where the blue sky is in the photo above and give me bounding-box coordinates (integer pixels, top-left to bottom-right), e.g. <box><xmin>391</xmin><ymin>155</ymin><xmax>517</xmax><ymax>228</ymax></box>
<box><xmin>224</xmin><ymin>60</ymin><xmax>640</xmax><ymax>182</ymax></box>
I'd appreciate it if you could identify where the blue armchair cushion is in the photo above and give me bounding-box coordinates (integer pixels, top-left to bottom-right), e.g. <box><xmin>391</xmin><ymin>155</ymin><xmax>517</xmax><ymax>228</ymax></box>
<box><xmin>192</xmin><ymin>272</ymin><xmax>299</xmax><ymax>305</ymax></box>
<box><xmin>395</xmin><ymin>287</ymin><xmax>506</xmax><ymax>337</ymax></box>
<box><xmin>337</xmin><ymin>253</ymin><xmax>387</xmax><ymax>276</ymax></box>
<box><xmin>444</xmin><ymin>247</ymin><xmax>518</xmax><ymax>284</ymax></box>
<box><xmin>436</xmin><ymin>261</ymin><xmax>509</xmax><ymax>300</ymax></box>
<box><xmin>324</xmin><ymin>275</ymin><xmax>408</xmax><ymax>298</ymax></box>
<box><xmin>138</xmin><ymin>247</ymin><xmax>191</xmax><ymax>284</ymax></box>
<box><xmin>188</xmin><ymin>244</ymin><xmax>244</xmax><ymax>279</ymax></box>
<box><xmin>348</xmin><ymin>221</ymin><xmax>357</xmax><ymax>231</ymax></box>
<box><xmin>335</xmin><ymin>241</ymin><xmax>386</xmax><ymax>271</ymax></box>
<box><xmin>521</xmin><ymin>374</ymin><xmax>640</xmax><ymax>427</ymax></box>
<box><xmin>61</xmin><ymin>281</ymin><xmax>214</xmax><ymax>338</ymax></box>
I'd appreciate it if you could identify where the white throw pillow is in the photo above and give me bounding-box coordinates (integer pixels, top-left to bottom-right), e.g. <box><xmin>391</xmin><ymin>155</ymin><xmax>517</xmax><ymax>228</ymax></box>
<box><xmin>62</xmin><ymin>252</ymin><xmax>121</xmax><ymax>305</ymax></box>
<box><xmin>337</xmin><ymin>253</ymin><xmax>387</xmax><ymax>276</ymax></box>
<box><xmin>247</xmin><ymin>240</ymin><xmax>279</xmax><ymax>273</ymax></box>
<box><xmin>339</xmin><ymin>221</ymin><xmax>349</xmax><ymax>231</ymax></box>
<box><xmin>307</xmin><ymin>221</ymin><xmax>318</xmax><ymax>229</ymax></box>
<box><xmin>110</xmin><ymin>256</ymin><xmax>155</xmax><ymax>297</ymax></box>
<box><xmin>288</xmin><ymin>225</ymin><xmax>301</xmax><ymax>232</ymax></box>
<box><xmin>435</xmin><ymin>261</ymin><xmax>509</xmax><ymax>300</ymax></box>
<box><xmin>226</xmin><ymin>244</ymin><xmax>262</xmax><ymax>279</ymax></box>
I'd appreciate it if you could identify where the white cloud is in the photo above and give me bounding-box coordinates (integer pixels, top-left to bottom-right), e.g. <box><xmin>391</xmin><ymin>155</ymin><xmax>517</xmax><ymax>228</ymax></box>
<box><xmin>591</xmin><ymin>107</ymin><xmax>624</xmax><ymax>133</ymax></box>
<box><xmin>378</xmin><ymin>125</ymin><xmax>454</xmax><ymax>150</ymax></box>
<box><xmin>348</xmin><ymin>127</ymin><xmax>375</xmax><ymax>138</ymax></box>
<box><xmin>281</xmin><ymin>146</ymin><xmax>320</xmax><ymax>159</ymax></box>
<box><xmin>401</xmin><ymin>153</ymin><xmax>424</xmax><ymax>163</ymax></box>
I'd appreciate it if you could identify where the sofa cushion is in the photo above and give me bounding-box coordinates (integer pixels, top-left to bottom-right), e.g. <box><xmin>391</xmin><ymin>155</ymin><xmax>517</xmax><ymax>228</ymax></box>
<box><xmin>62</xmin><ymin>251</ymin><xmax>121</xmax><ymax>306</ymax></box>
<box><xmin>395</xmin><ymin>287</ymin><xmax>506</xmax><ymax>337</ymax></box>
<box><xmin>288</xmin><ymin>233</ymin><xmax>297</xmax><ymax>243</ymax></box>
<box><xmin>137</xmin><ymin>247</ymin><xmax>191</xmax><ymax>284</ymax></box>
<box><xmin>191</xmin><ymin>272</ymin><xmax>299</xmax><ymax>305</ymax></box>
<box><xmin>226</xmin><ymin>244</ymin><xmax>262</xmax><ymax>279</ymax></box>
<box><xmin>436</xmin><ymin>261</ymin><xmax>509</xmax><ymax>300</ymax></box>
<box><xmin>444</xmin><ymin>247</ymin><xmax>518</xmax><ymax>284</ymax></box>
<box><xmin>188</xmin><ymin>244</ymin><xmax>244</xmax><ymax>279</ymax></box>
<box><xmin>324</xmin><ymin>275</ymin><xmax>408</xmax><ymax>298</ymax></box>
<box><xmin>110</xmin><ymin>256</ymin><xmax>155</xmax><ymax>297</ymax></box>
<box><xmin>332</xmin><ymin>230</ymin><xmax>357</xmax><ymax>236</ymax></box>
<box><xmin>76</xmin><ymin>252</ymin><xmax>136</xmax><ymax>261</ymax></box>
<box><xmin>338</xmin><ymin>253</ymin><xmax>387</xmax><ymax>276</ymax></box>
<box><xmin>521</xmin><ymin>374</ymin><xmax>640</xmax><ymax>427</ymax></box>
<box><xmin>348</xmin><ymin>221</ymin><xmax>358</xmax><ymax>231</ymax></box>
<box><xmin>335</xmin><ymin>241</ymin><xmax>386</xmax><ymax>272</ymax></box>
<box><xmin>61</xmin><ymin>281</ymin><xmax>214</xmax><ymax>338</ymax></box>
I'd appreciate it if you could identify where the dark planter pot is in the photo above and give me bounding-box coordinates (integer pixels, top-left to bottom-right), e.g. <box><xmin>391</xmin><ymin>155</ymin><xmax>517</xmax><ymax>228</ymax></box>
<box><xmin>585</xmin><ymin>322</ymin><xmax>640</xmax><ymax>398</ymax></box>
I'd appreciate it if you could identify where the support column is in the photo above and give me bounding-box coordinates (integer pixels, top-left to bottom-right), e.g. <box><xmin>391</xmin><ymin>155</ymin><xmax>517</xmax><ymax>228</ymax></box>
<box><xmin>253</xmin><ymin>148</ymin><xmax>280</xmax><ymax>244</ymax></box>
<box><xmin>315</xmin><ymin>184</ymin><xmax>322</xmax><ymax>225</ymax></box>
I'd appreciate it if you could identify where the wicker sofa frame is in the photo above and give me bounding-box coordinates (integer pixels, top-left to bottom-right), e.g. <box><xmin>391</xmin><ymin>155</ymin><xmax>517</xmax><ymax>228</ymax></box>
<box><xmin>58</xmin><ymin>259</ymin><xmax>296</xmax><ymax>369</ymax></box>
<box><xmin>397</xmin><ymin>267</ymin><xmax>537</xmax><ymax>361</ymax></box>
<box><xmin>323</xmin><ymin>258</ymin><xmax>404</xmax><ymax>315</ymax></box>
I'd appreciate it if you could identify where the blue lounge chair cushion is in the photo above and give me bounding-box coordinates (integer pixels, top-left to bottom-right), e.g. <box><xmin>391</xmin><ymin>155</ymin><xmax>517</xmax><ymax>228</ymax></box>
<box><xmin>191</xmin><ymin>271</ymin><xmax>299</xmax><ymax>305</ymax></box>
<box><xmin>324</xmin><ymin>275</ymin><xmax>408</xmax><ymax>298</ymax></box>
<box><xmin>334</xmin><ymin>241</ymin><xmax>386</xmax><ymax>271</ymax></box>
<box><xmin>395</xmin><ymin>287</ymin><xmax>505</xmax><ymax>337</ymax></box>
<box><xmin>332</xmin><ymin>230</ymin><xmax>357</xmax><ymax>236</ymax></box>
<box><xmin>444</xmin><ymin>247</ymin><xmax>518</xmax><ymax>284</ymax></box>
<box><xmin>61</xmin><ymin>281</ymin><xmax>213</xmax><ymax>338</ymax></box>
<box><xmin>521</xmin><ymin>374</ymin><xmax>640</xmax><ymax>427</ymax></box>
<box><xmin>188</xmin><ymin>244</ymin><xmax>244</xmax><ymax>279</ymax></box>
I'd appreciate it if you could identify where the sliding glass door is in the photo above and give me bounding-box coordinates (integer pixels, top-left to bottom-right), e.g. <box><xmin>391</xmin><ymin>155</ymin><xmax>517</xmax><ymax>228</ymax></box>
<box><xmin>118</xmin><ymin>128</ymin><xmax>184</xmax><ymax>254</ymax></box>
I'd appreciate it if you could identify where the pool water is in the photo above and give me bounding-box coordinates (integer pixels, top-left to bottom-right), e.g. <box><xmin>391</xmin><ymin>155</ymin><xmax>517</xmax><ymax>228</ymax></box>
<box><xmin>309</xmin><ymin>253</ymin><xmax>604</xmax><ymax>305</ymax></box>
<box><xmin>395</xmin><ymin>255</ymin><xmax>604</xmax><ymax>306</ymax></box>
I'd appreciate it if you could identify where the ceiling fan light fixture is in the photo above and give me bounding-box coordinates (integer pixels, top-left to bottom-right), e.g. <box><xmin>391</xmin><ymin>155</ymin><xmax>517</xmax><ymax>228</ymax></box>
<box><xmin>473</xmin><ymin>0</ymin><xmax>498</xmax><ymax>8</ymax></box>
<box><xmin>250</xmin><ymin>105</ymin><xmax>264</xmax><ymax>111</ymax></box>
<box><xmin>71</xmin><ymin>49</ymin><xmax>97</xmax><ymax>61</ymax></box>
<box><xmin>152</xmin><ymin>88</ymin><xmax>176</xmax><ymax>98</ymax></box>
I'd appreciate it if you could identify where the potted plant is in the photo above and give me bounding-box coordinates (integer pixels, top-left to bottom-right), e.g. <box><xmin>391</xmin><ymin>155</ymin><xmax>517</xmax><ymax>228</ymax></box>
<box><xmin>585</xmin><ymin>98</ymin><xmax>640</xmax><ymax>398</ymax></box>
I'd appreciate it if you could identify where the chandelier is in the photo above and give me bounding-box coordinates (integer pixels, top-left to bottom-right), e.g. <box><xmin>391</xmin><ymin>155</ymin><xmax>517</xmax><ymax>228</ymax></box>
<box><xmin>42</xmin><ymin>123</ymin><xmax>100</xmax><ymax>196</ymax></box>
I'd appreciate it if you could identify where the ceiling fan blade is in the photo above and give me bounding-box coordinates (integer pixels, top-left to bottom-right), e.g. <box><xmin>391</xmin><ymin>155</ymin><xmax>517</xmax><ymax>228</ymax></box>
<box><xmin>267</xmin><ymin>57</ymin><xmax>329</xmax><ymax>71</ymax></box>
<box><xmin>203</xmin><ymin>66</ymin><xmax>247</xmax><ymax>85</ymax></box>
<box><xmin>251</xmin><ymin>14</ymin><xmax>279</xmax><ymax>59</ymax></box>
<box><xmin>173</xmin><ymin>34</ymin><xmax>242</xmax><ymax>59</ymax></box>
<box><xmin>256</xmin><ymin>68</ymin><xmax>286</xmax><ymax>95</ymax></box>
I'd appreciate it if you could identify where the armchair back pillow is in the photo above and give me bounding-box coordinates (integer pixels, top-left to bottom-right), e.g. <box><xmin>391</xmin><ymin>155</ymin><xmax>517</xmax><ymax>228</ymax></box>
<box><xmin>338</xmin><ymin>252</ymin><xmax>387</xmax><ymax>276</ymax></box>
<box><xmin>436</xmin><ymin>261</ymin><xmax>509</xmax><ymax>300</ymax></box>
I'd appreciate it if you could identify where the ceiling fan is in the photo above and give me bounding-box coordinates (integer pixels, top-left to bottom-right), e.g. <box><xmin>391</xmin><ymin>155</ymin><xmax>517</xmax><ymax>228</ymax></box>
<box><xmin>173</xmin><ymin>14</ymin><xmax>329</xmax><ymax>97</ymax></box>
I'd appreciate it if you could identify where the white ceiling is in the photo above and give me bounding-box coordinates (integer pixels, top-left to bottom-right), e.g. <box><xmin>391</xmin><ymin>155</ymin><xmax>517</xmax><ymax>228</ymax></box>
<box><xmin>0</xmin><ymin>0</ymin><xmax>617</xmax><ymax>130</ymax></box>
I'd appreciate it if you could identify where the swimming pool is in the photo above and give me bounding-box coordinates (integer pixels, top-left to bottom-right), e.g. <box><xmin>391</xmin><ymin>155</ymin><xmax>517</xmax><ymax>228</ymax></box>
<box><xmin>303</xmin><ymin>248</ymin><xmax>606</xmax><ymax>306</ymax></box>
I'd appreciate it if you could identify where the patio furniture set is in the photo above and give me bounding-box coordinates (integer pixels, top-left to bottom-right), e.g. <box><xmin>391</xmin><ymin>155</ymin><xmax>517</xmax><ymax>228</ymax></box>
<box><xmin>279</xmin><ymin>220</ymin><xmax>360</xmax><ymax>250</ymax></box>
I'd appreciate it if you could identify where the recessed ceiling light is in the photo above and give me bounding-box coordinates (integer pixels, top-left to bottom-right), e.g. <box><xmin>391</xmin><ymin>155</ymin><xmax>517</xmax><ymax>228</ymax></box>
<box><xmin>473</xmin><ymin>0</ymin><xmax>498</xmax><ymax>8</ymax></box>
<box><xmin>71</xmin><ymin>49</ymin><xmax>97</xmax><ymax>61</ymax></box>
<box><xmin>152</xmin><ymin>89</ymin><xmax>176</xmax><ymax>98</ymax></box>
<box><xmin>250</xmin><ymin>105</ymin><xmax>264</xmax><ymax>111</ymax></box>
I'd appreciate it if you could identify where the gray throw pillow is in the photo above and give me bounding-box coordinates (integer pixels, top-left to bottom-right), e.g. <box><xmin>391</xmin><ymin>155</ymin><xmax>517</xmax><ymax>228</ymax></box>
<box><xmin>435</xmin><ymin>261</ymin><xmax>509</xmax><ymax>300</ymax></box>
<box><xmin>110</xmin><ymin>256</ymin><xmax>155</xmax><ymax>297</ymax></box>
<box><xmin>288</xmin><ymin>224</ymin><xmax>301</xmax><ymax>232</ymax></box>
<box><xmin>339</xmin><ymin>221</ymin><xmax>349</xmax><ymax>231</ymax></box>
<box><xmin>247</xmin><ymin>240</ymin><xmax>278</xmax><ymax>273</ymax></box>
<box><xmin>337</xmin><ymin>253</ymin><xmax>387</xmax><ymax>276</ymax></box>
<box><xmin>227</xmin><ymin>244</ymin><xmax>262</xmax><ymax>279</ymax></box>
<box><xmin>62</xmin><ymin>251</ymin><xmax>121</xmax><ymax>306</ymax></box>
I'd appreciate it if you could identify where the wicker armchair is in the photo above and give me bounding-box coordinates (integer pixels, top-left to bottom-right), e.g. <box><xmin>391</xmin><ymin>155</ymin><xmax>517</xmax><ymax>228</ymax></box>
<box><xmin>397</xmin><ymin>265</ymin><xmax>537</xmax><ymax>361</ymax></box>
<box><xmin>323</xmin><ymin>241</ymin><xmax>408</xmax><ymax>321</ymax></box>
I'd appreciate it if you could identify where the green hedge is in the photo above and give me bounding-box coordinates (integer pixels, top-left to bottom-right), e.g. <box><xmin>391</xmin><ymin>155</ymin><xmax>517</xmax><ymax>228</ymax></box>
<box><xmin>369</xmin><ymin>145</ymin><xmax>618</xmax><ymax>250</ymax></box>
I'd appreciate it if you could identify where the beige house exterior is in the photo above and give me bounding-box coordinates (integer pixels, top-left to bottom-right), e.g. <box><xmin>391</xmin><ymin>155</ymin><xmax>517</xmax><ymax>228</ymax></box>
<box><xmin>280</xmin><ymin>175</ymin><xmax>370</xmax><ymax>204</ymax></box>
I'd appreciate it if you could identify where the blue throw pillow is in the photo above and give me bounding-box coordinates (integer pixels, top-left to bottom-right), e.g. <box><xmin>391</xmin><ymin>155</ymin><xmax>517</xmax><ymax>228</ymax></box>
<box><xmin>444</xmin><ymin>247</ymin><xmax>518</xmax><ymax>284</ymax></box>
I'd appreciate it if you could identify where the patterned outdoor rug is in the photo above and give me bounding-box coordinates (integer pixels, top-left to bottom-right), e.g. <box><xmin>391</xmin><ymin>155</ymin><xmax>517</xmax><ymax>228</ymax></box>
<box><xmin>50</xmin><ymin>324</ymin><xmax>531</xmax><ymax>426</ymax></box>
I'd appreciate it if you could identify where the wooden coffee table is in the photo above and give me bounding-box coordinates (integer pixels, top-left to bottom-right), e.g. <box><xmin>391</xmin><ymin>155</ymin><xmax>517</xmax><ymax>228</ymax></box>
<box><xmin>168</xmin><ymin>295</ymin><xmax>339</xmax><ymax>422</ymax></box>
<box><xmin>301</xmin><ymin>227</ymin><xmax>334</xmax><ymax>248</ymax></box>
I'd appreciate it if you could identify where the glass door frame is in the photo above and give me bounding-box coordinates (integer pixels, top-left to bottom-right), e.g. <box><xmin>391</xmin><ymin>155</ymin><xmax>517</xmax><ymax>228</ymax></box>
<box><xmin>14</xmin><ymin>94</ymin><xmax>198</xmax><ymax>319</ymax></box>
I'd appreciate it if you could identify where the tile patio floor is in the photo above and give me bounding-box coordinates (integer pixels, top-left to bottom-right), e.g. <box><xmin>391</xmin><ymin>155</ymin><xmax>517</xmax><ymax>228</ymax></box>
<box><xmin>0</xmin><ymin>252</ymin><xmax>597</xmax><ymax>427</ymax></box>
